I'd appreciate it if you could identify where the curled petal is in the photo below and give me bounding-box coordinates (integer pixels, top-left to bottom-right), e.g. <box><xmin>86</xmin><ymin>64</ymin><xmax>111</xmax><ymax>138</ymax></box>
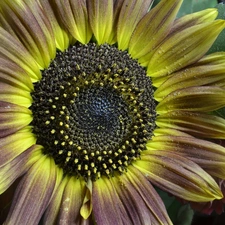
<box><xmin>134</xmin><ymin>151</ymin><xmax>223</xmax><ymax>202</ymax></box>
<box><xmin>43</xmin><ymin>177</ymin><xmax>92</xmax><ymax>224</ymax></box>
<box><xmin>148</xmin><ymin>20</ymin><xmax>225</xmax><ymax>80</ymax></box>
<box><xmin>4</xmin><ymin>155</ymin><xmax>63</xmax><ymax>225</ymax></box>
<box><xmin>146</xmin><ymin>135</ymin><xmax>225</xmax><ymax>179</ymax></box>
<box><xmin>87</xmin><ymin>0</ymin><xmax>114</xmax><ymax>44</ymax></box>
<box><xmin>117</xmin><ymin>0</ymin><xmax>153</xmax><ymax>50</ymax></box>
<box><xmin>0</xmin><ymin>101</ymin><xmax>32</xmax><ymax>138</ymax></box>
<box><xmin>156</xmin><ymin>111</ymin><xmax>225</xmax><ymax>139</ymax></box>
<box><xmin>53</xmin><ymin>0</ymin><xmax>92</xmax><ymax>44</ymax></box>
<box><xmin>156</xmin><ymin>86</ymin><xmax>225</xmax><ymax>113</ymax></box>
<box><xmin>58</xmin><ymin>177</ymin><xmax>92</xmax><ymax>224</ymax></box>
<box><xmin>129</xmin><ymin>0</ymin><xmax>182</xmax><ymax>64</ymax></box>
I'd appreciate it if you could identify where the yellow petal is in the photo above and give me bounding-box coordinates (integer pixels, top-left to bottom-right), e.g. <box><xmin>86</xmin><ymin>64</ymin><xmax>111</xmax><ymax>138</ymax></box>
<box><xmin>148</xmin><ymin>20</ymin><xmax>225</xmax><ymax>79</ymax></box>
<box><xmin>87</xmin><ymin>0</ymin><xmax>114</xmax><ymax>44</ymax></box>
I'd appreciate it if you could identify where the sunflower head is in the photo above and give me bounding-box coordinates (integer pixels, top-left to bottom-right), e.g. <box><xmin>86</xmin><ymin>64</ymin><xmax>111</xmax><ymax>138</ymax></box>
<box><xmin>30</xmin><ymin>42</ymin><xmax>156</xmax><ymax>180</ymax></box>
<box><xmin>1</xmin><ymin>0</ymin><xmax>225</xmax><ymax>224</ymax></box>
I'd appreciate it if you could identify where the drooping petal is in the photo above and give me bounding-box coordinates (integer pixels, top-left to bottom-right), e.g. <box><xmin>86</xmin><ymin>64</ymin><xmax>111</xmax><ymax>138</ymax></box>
<box><xmin>87</xmin><ymin>0</ymin><xmax>114</xmax><ymax>44</ymax></box>
<box><xmin>128</xmin><ymin>0</ymin><xmax>182</xmax><ymax>64</ymax></box>
<box><xmin>155</xmin><ymin>52</ymin><xmax>225</xmax><ymax>98</ymax></box>
<box><xmin>43</xmin><ymin>176</ymin><xmax>93</xmax><ymax>224</ymax></box>
<box><xmin>56</xmin><ymin>177</ymin><xmax>92</xmax><ymax>224</ymax></box>
<box><xmin>134</xmin><ymin>150</ymin><xmax>223</xmax><ymax>202</ymax></box>
<box><xmin>116</xmin><ymin>0</ymin><xmax>153</xmax><ymax>50</ymax></box>
<box><xmin>0</xmin><ymin>101</ymin><xmax>32</xmax><ymax>138</ymax></box>
<box><xmin>93</xmin><ymin>169</ymin><xmax>172</xmax><ymax>225</ymax></box>
<box><xmin>156</xmin><ymin>86</ymin><xmax>225</xmax><ymax>113</ymax></box>
<box><xmin>0</xmin><ymin>0</ymin><xmax>56</xmax><ymax>69</ymax></box>
<box><xmin>148</xmin><ymin>20</ymin><xmax>225</xmax><ymax>82</ymax></box>
<box><xmin>190</xmin><ymin>179</ymin><xmax>225</xmax><ymax>215</ymax></box>
<box><xmin>0</xmin><ymin>127</ymin><xmax>36</xmax><ymax>167</ymax></box>
<box><xmin>0</xmin><ymin>145</ymin><xmax>41</xmax><ymax>194</ymax></box>
<box><xmin>4</xmin><ymin>154</ymin><xmax>63</xmax><ymax>225</ymax></box>
<box><xmin>156</xmin><ymin>111</ymin><xmax>225</xmax><ymax>139</ymax></box>
<box><xmin>38</xmin><ymin>0</ymin><xmax>73</xmax><ymax>51</ymax></box>
<box><xmin>146</xmin><ymin>136</ymin><xmax>225</xmax><ymax>179</ymax></box>
<box><xmin>52</xmin><ymin>0</ymin><xmax>92</xmax><ymax>44</ymax></box>
<box><xmin>0</xmin><ymin>28</ymin><xmax>41</xmax><ymax>81</ymax></box>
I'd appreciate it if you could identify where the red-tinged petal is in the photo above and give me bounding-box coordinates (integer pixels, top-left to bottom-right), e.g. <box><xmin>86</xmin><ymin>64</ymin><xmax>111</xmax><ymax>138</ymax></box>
<box><xmin>0</xmin><ymin>145</ymin><xmax>41</xmax><ymax>194</ymax></box>
<box><xmin>146</xmin><ymin>135</ymin><xmax>225</xmax><ymax>179</ymax></box>
<box><xmin>134</xmin><ymin>151</ymin><xmax>223</xmax><ymax>202</ymax></box>
<box><xmin>0</xmin><ymin>0</ymin><xmax>56</xmax><ymax>69</ymax></box>
<box><xmin>93</xmin><ymin>169</ymin><xmax>172</xmax><ymax>225</ymax></box>
<box><xmin>156</xmin><ymin>86</ymin><xmax>225</xmax><ymax>113</ymax></box>
<box><xmin>117</xmin><ymin>167</ymin><xmax>172</xmax><ymax>225</ymax></box>
<box><xmin>87</xmin><ymin>0</ymin><xmax>114</xmax><ymax>44</ymax></box>
<box><xmin>53</xmin><ymin>0</ymin><xmax>92</xmax><ymax>44</ymax></box>
<box><xmin>4</xmin><ymin>155</ymin><xmax>63</xmax><ymax>225</ymax></box>
<box><xmin>155</xmin><ymin>52</ymin><xmax>225</xmax><ymax>99</ymax></box>
<box><xmin>117</xmin><ymin>0</ymin><xmax>153</xmax><ymax>50</ymax></box>
<box><xmin>93</xmin><ymin>176</ymin><xmax>130</xmax><ymax>225</ymax></box>
<box><xmin>0</xmin><ymin>57</ymin><xmax>33</xmax><ymax>92</ymax></box>
<box><xmin>156</xmin><ymin>111</ymin><xmax>225</xmax><ymax>139</ymax></box>
<box><xmin>0</xmin><ymin>28</ymin><xmax>41</xmax><ymax>81</ymax></box>
<box><xmin>42</xmin><ymin>177</ymin><xmax>68</xmax><ymax>224</ymax></box>
<box><xmin>39</xmin><ymin>0</ymin><xmax>74</xmax><ymax>51</ymax></box>
<box><xmin>148</xmin><ymin>20</ymin><xmax>225</xmax><ymax>80</ymax></box>
<box><xmin>0</xmin><ymin>127</ymin><xmax>36</xmax><ymax>167</ymax></box>
<box><xmin>0</xmin><ymin>101</ymin><xmax>32</xmax><ymax>138</ymax></box>
<box><xmin>129</xmin><ymin>0</ymin><xmax>182</xmax><ymax>64</ymax></box>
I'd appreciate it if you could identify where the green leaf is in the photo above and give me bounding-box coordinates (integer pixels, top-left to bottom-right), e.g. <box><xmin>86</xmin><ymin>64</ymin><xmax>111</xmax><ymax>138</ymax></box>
<box><xmin>208</xmin><ymin>4</ymin><xmax>225</xmax><ymax>53</ymax></box>
<box><xmin>192</xmin><ymin>0</ymin><xmax>218</xmax><ymax>12</ymax></box>
<box><xmin>177</xmin><ymin>0</ymin><xmax>218</xmax><ymax>17</ymax></box>
<box><xmin>214</xmin><ymin>106</ymin><xmax>225</xmax><ymax>119</ymax></box>
<box><xmin>156</xmin><ymin>188</ymin><xmax>194</xmax><ymax>225</ymax></box>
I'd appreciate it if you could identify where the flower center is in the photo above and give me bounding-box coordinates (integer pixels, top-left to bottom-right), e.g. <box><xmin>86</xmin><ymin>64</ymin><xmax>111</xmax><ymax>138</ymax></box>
<box><xmin>30</xmin><ymin>43</ymin><xmax>156</xmax><ymax>180</ymax></box>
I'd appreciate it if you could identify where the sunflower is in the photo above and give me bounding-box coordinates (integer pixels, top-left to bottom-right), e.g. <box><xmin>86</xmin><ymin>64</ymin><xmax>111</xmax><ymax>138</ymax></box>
<box><xmin>1</xmin><ymin>0</ymin><xmax>225</xmax><ymax>224</ymax></box>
